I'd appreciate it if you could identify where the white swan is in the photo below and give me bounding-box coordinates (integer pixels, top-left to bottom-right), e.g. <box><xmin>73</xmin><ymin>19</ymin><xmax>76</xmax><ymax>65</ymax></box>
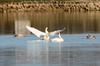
<box><xmin>51</xmin><ymin>32</ymin><xmax>64</xmax><ymax>42</ymax></box>
<box><xmin>26</xmin><ymin>25</ymin><xmax>65</xmax><ymax>40</ymax></box>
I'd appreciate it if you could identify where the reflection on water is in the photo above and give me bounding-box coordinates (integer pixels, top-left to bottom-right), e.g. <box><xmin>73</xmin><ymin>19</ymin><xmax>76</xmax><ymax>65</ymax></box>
<box><xmin>1</xmin><ymin>38</ymin><xmax>100</xmax><ymax>66</ymax></box>
<box><xmin>15</xmin><ymin>20</ymin><xmax>30</xmax><ymax>35</ymax></box>
<box><xmin>0</xmin><ymin>12</ymin><xmax>100</xmax><ymax>34</ymax></box>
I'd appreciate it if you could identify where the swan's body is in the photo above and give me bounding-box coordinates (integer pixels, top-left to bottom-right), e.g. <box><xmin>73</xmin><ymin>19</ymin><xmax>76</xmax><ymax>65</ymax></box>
<box><xmin>26</xmin><ymin>25</ymin><xmax>65</xmax><ymax>40</ymax></box>
<box><xmin>51</xmin><ymin>32</ymin><xmax>64</xmax><ymax>42</ymax></box>
<box><xmin>86</xmin><ymin>34</ymin><xmax>96</xmax><ymax>39</ymax></box>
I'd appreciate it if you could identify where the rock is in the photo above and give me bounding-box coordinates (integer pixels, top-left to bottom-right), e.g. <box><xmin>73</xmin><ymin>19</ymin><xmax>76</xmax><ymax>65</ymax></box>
<box><xmin>0</xmin><ymin>1</ymin><xmax>99</xmax><ymax>12</ymax></box>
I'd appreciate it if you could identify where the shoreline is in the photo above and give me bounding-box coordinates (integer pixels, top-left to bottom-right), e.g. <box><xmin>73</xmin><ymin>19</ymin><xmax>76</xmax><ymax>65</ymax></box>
<box><xmin>0</xmin><ymin>1</ymin><xmax>100</xmax><ymax>12</ymax></box>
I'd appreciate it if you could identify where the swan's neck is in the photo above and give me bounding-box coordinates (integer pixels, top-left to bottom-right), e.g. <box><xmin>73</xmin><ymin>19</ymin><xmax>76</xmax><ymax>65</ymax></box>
<box><xmin>58</xmin><ymin>33</ymin><xmax>62</xmax><ymax>39</ymax></box>
<box><xmin>44</xmin><ymin>27</ymin><xmax>49</xmax><ymax>40</ymax></box>
<box><xmin>45</xmin><ymin>27</ymin><xmax>49</xmax><ymax>33</ymax></box>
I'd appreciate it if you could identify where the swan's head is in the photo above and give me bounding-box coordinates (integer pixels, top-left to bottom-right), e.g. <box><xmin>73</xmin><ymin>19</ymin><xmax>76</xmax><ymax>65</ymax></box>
<box><xmin>46</xmin><ymin>27</ymin><xmax>48</xmax><ymax>30</ymax></box>
<box><xmin>63</xmin><ymin>27</ymin><xmax>66</xmax><ymax>30</ymax></box>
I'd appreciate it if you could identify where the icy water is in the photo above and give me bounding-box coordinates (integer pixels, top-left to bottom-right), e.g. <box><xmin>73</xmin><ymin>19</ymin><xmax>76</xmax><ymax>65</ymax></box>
<box><xmin>0</xmin><ymin>12</ymin><xmax>100</xmax><ymax>66</ymax></box>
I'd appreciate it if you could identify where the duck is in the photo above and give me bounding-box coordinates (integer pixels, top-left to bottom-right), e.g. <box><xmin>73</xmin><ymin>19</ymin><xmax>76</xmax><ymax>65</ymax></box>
<box><xmin>86</xmin><ymin>34</ymin><xmax>96</xmax><ymax>39</ymax></box>
<box><xmin>14</xmin><ymin>34</ymin><xmax>24</xmax><ymax>37</ymax></box>
<box><xmin>26</xmin><ymin>25</ymin><xmax>65</xmax><ymax>40</ymax></box>
<box><xmin>51</xmin><ymin>32</ymin><xmax>64</xmax><ymax>42</ymax></box>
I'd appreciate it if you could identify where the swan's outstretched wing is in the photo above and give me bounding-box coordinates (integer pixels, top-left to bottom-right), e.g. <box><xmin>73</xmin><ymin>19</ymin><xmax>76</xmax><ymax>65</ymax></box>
<box><xmin>49</xmin><ymin>28</ymin><xmax>66</xmax><ymax>36</ymax></box>
<box><xmin>26</xmin><ymin>25</ymin><xmax>45</xmax><ymax>37</ymax></box>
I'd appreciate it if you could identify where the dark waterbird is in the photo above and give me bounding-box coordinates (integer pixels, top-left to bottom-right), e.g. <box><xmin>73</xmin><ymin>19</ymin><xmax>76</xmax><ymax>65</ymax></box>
<box><xmin>85</xmin><ymin>34</ymin><xmax>96</xmax><ymax>39</ymax></box>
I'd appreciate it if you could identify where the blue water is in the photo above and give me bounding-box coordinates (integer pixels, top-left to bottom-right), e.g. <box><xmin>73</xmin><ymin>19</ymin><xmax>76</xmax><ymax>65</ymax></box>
<box><xmin>0</xmin><ymin>34</ymin><xmax>100</xmax><ymax>47</ymax></box>
<box><xmin>0</xmin><ymin>34</ymin><xmax>100</xmax><ymax>66</ymax></box>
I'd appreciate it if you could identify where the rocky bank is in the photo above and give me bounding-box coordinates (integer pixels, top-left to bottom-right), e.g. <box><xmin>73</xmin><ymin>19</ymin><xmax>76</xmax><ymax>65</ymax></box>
<box><xmin>0</xmin><ymin>1</ymin><xmax>100</xmax><ymax>12</ymax></box>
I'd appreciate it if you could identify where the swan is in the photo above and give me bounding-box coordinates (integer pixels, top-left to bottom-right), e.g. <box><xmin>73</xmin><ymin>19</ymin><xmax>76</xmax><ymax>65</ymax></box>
<box><xmin>51</xmin><ymin>32</ymin><xmax>64</xmax><ymax>42</ymax></box>
<box><xmin>85</xmin><ymin>34</ymin><xmax>96</xmax><ymax>39</ymax></box>
<box><xmin>26</xmin><ymin>25</ymin><xmax>65</xmax><ymax>40</ymax></box>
